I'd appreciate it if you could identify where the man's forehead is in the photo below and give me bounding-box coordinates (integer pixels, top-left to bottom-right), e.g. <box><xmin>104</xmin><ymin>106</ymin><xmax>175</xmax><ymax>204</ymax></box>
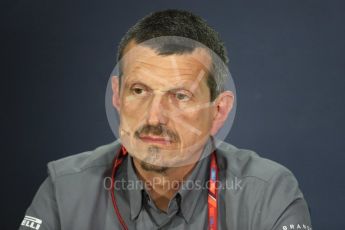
<box><xmin>121</xmin><ymin>40</ymin><xmax>213</xmax><ymax>75</ymax></box>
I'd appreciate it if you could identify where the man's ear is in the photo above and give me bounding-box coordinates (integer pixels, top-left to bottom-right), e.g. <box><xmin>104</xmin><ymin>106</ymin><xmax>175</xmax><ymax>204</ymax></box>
<box><xmin>111</xmin><ymin>76</ymin><xmax>121</xmax><ymax>112</ymax></box>
<box><xmin>210</xmin><ymin>91</ymin><xmax>234</xmax><ymax>136</ymax></box>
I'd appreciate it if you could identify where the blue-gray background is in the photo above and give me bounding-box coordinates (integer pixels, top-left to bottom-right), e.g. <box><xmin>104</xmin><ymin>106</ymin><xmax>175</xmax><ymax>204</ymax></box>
<box><xmin>2</xmin><ymin>0</ymin><xmax>344</xmax><ymax>229</ymax></box>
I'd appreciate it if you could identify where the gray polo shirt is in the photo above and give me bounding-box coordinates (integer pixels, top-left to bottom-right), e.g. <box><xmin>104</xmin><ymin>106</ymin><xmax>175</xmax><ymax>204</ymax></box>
<box><xmin>19</xmin><ymin>139</ymin><xmax>312</xmax><ymax>230</ymax></box>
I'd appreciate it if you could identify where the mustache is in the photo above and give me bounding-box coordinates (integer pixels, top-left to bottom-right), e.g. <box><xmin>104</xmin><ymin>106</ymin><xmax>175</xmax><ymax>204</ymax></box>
<box><xmin>134</xmin><ymin>124</ymin><xmax>180</xmax><ymax>143</ymax></box>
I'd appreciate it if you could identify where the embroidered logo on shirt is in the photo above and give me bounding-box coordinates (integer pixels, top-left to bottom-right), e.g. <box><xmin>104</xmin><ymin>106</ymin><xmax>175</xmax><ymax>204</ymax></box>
<box><xmin>21</xmin><ymin>215</ymin><xmax>42</xmax><ymax>230</ymax></box>
<box><xmin>282</xmin><ymin>224</ymin><xmax>312</xmax><ymax>230</ymax></box>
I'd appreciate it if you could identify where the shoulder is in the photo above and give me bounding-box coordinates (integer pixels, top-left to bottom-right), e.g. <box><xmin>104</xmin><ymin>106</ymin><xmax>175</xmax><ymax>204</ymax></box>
<box><xmin>216</xmin><ymin>141</ymin><xmax>309</xmax><ymax>227</ymax></box>
<box><xmin>47</xmin><ymin>140</ymin><xmax>122</xmax><ymax>180</ymax></box>
<box><xmin>215</xmin><ymin>140</ymin><xmax>297</xmax><ymax>184</ymax></box>
<box><xmin>215</xmin><ymin>140</ymin><xmax>304</xmax><ymax>202</ymax></box>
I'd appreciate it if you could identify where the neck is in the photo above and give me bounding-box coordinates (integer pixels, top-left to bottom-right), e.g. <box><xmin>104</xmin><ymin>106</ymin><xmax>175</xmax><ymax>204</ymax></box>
<box><xmin>132</xmin><ymin>157</ymin><xmax>198</xmax><ymax>212</ymax></box>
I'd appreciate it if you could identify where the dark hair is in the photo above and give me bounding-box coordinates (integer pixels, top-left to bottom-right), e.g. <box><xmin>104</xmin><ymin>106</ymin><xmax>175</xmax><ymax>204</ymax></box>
<box><xmin>116</xmin><ymin>9</ymin><xmax>229</xmax><ymax>101</ymax></box>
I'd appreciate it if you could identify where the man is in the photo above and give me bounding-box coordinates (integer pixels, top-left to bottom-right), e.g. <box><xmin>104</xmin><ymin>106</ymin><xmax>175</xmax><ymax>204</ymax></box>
<box><xmin>20</xmin><ymin>9</ymin><xmax>312</xmax><ymax>230</ymax></box>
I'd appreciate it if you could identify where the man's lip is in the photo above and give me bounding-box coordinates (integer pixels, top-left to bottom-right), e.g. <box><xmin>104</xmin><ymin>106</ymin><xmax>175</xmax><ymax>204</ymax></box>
<box><xmin>139</xmin><ymin>135</ymin><xmax>172</xmax><ymax>144</ymax></box>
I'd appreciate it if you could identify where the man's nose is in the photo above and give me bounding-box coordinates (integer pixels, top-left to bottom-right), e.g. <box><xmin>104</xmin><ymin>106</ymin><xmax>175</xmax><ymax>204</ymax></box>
<box><xmin>146</xmin><ymin>93</ymin><xmax>169</xmax><ymax>126</ymax></box>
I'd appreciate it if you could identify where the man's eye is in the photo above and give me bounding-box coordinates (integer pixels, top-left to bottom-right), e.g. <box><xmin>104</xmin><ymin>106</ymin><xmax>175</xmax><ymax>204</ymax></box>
<box><xmin>175</xmin><ymin>92</ymin><xmax>191</xmax><ymax>101</ymax></box>
<box><xmin>131</xmin><ymin>87</ymin><xmax>145</xmax><ymax>95</ymax></box>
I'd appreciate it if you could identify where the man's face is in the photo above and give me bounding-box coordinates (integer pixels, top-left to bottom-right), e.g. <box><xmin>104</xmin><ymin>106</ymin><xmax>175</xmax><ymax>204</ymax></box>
<box><xmin>113</xmin><ymin>41</ymin><xmax>217</xmax><ymax>170</ymax></box>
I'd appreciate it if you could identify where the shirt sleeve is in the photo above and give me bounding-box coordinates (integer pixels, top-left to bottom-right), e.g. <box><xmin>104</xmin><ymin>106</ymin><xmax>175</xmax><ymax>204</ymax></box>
<box><xmin>258</xmin><ymin>171</ymin><xmax>313</xmax><ymax>230</ymax></box>
<box><xmin>19</xmin><ymin>176</ymin><xmax>60</xmax><ymax>230</ymax></box>
<box><xmin>271</xmin><ymin>197</ymin><xmax>312</xmax><ymax>230</ymax></box>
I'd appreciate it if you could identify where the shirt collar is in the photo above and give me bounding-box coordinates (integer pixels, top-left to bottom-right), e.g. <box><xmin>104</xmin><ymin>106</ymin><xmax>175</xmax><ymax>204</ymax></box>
<box><xmin>178</xmin><ymin>137</ymin><xmax>214</xmax><ymax>223</ymax></box>
<box><xmin>127</xmin><ymin>154</ymin><xmax>144</xmax><ymax>220</ymax></box>
<box><xmin>126</xmin><ymin>137</ymin><xmax>215</xmax><ymax>222</ymax></box>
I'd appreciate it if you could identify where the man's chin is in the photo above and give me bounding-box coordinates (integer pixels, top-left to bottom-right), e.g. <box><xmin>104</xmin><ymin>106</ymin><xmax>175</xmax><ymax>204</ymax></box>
<box><xmin>140</xmin><ymin>160</ymin><xmax>169</xmax><ymax>173</ymax></box>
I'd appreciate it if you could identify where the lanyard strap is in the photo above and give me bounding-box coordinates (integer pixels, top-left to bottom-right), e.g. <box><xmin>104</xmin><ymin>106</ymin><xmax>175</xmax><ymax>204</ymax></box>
<box><xmin>110</xmin><ymin>145</ymin><xmax>219</xmax><ymax>230</ymax></box>
<box><xmin>208</xmin><ymin>151</ymin><xmax>218</xmax><ymax>230</ymax></box>
<box><xmin>110</xmin><ymin>146</ymin><xmax>129</xmax><ymax>230</ymax></box>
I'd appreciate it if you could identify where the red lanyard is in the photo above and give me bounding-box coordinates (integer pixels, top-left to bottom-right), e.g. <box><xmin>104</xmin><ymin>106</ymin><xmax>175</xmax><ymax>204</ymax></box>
<box><xmin>110</xmin><ymin>145</ymin><xmax>219</xmax><ymax>230</ymax></box>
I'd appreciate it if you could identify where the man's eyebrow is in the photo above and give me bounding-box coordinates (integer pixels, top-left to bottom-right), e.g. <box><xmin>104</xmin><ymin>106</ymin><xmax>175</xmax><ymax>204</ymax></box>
<box><xmin>167</xmin><ymin>87</ymin><xmax>194</xmax><ymax>94</ymax></box>
<box><xmin>125</xmin><ymin>80</ymin><xmax>196</xmax><ymax>94</ymax></box>
<box><xmin>125</xmin><ymin>81</ymin><xmax>152</xmax><ymax>90</ymax></box>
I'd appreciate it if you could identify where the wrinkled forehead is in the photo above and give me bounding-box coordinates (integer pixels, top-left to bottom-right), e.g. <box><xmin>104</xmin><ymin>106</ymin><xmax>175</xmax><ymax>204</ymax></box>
<box><xmin>120</xmin><ymin>40</ymin><xmax>213</xmax><ymax>79</ymax></box>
